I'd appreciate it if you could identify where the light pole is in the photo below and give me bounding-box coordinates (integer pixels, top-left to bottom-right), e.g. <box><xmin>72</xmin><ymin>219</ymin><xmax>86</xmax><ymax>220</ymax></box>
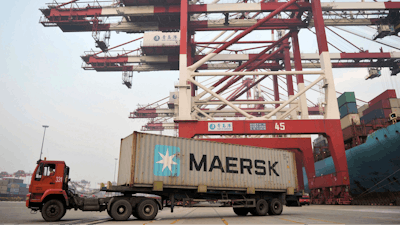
<box><xmin>39</xmin><ymin>125</ymin><xmax>49</xmax><ymax>161</ymax></box>
<box><xmin>114</xmin><ymin>158</ymin><xmax>118</xmax><ymax>184</ymax></box>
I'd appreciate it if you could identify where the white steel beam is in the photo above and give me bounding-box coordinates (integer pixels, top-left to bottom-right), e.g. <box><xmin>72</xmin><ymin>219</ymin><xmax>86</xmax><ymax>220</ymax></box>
<box><xmin>187</xmin><ymin>77</ymin><xmax>255</xmax><ymax>119</ymax></box>
<box><xmin>191</xmin><ymin>70</ymin><xmax>324</xmax><ymax>77</ymax></box>
<box><xmin>195</xmin><ymin>101</ymin><xmax>297</xmax><ymax>105</ymax></box>
<box><xmin>264</xmin><ymin>75</ymin><xmax>325</xmax><ymax>119</ymax></box>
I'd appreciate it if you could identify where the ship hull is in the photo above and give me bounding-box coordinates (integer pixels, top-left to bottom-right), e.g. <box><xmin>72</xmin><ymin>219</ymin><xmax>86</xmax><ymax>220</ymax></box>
<box><xmin>304</xmin><ymin>122</ymin><xmax>400</xmax><ymax>205</ymax></box>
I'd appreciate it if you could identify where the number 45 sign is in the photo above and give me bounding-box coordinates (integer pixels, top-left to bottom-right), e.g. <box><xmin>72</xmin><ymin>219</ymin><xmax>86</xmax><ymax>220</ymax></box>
<box><xmin>275</xmin><ymin>122</ymin><xmax>285</xmax><ymax>131</ymax></box>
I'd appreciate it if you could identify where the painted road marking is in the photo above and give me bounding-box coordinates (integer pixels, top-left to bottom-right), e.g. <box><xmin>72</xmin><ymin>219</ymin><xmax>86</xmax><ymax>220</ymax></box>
<box><xmin>279</xmin><ymin>218</ymin><xmax>303</xmax><ymax>224</ymax></box>
<box><xmin>307</xmin><ymin>217</ymin><xmax>342</xmax><ymax>224</ymax></box>
<box><xmin>143</xmin><ymin>220</ymin><xmax>155</xmax><ymax>225</ymax></box>
<box><xmin>221</xmin><ymin>218</ymin><xmax>228</xmax><ymax>225</ymax></box>
<box><xmin>170</xmin><ymin>219</ymin><xmax>180</xmax><ymax>224</ymax></box>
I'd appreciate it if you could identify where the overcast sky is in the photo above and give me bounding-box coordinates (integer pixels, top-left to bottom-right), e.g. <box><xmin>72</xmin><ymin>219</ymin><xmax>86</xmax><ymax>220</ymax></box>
<box><xmin>0</xmin><ymin>0</ymin><xmax>399</xmax><ymax>188</ymax></box>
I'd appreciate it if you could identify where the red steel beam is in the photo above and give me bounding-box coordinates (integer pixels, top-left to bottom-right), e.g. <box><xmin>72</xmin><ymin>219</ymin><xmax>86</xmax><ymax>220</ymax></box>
<box><xmin>283</xmin><ymin>38</ymin><xmax>294</xmax><ymax>96</ymax></box>
<box><xmin>195</xmin><ymin>41</ymin><xmax>276</xmax><ymax>45</ymax></box>
<box><xmin>213</xmin><ymin>0</ymin><xmax>298</xmax><ymax>55</ymax></box>
<box><xmin>291</xmin><ymin>31</ymin><xmax>304</xmax><ymax>84</ymax></box>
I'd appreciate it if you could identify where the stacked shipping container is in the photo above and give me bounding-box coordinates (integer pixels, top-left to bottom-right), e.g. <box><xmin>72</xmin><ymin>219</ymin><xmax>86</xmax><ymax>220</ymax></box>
<box><xmin>0</xmin><ymin>178</ymin><xmax>29</xmax><ymax>196</ymax></box>
<box><xmin>338</xmin><ymin>92</ymin><xmax>360</xmax><ymax>129</ymax></box>
<box><xmin>360</xmin><ymin>90</ymin><xmax>399</xmax><ymax>124</ymax></box>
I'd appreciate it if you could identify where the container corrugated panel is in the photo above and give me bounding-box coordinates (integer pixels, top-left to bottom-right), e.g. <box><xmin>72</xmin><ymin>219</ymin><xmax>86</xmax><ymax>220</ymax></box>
<box><xmin>389</xmin><ymin>99</ymin><xmax>400</xmax><ymax>108</ymax></box>
<box><xmin>368</xmin><ymin>89</ymin><xmax>397</xmax><ymax>106</ymax></box>
<box><xmin>10</xmin><ymin>188</ymin><xmax>19</xmax><ymax>193</ymax></box>
<box><xmin>340</xmin><ymin>114</ymin><xmax>360</xmax><ymax>130</ymax></box>
<box><xmin>339</xmin><ymin>102</ymin><xmax>358</xmax><ymax>118</ymax></box>
<box><xmin>118</xmin><ymin>132</ymin><xmax>297</xmax><ymax>192</ymax></box>
<box><xmin>360</xmin><ymin>108</ymin><xmax>392</xmax><ymax>124</ymax></box>
<box><xmin>337</xmin><ymin>92</ymin><xmax>356</xmax><ymax>107</ymax></box>
<box><xmin>357</xmin><ymin>104</ymin><xmax>369</xmax><ymax>115</ymax></box>
<box><xmin>0</xmin><ymin>186</ymin><xmax>7</xmax><ymax>192</ymax></box>
<box><xmin>0</xmin><ymin>180</ymin><xmax>9</xmax><ymax>186</ymax></box>
<box><xmin>362</xmin><ymin>99</ymin><xmax>391</xmax><ymax>116</ymax></box>
<box><xmin>10</xmin><ymin>183</ymin><xmax>19</xmax><ymax>188</ymax></box>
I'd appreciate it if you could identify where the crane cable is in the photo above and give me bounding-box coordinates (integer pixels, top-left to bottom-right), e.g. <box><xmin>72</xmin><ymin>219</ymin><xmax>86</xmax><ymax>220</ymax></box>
<box><xmin>333</xmin><ymin>26</ymin><xmax>400</xmax><ymax>51</ymax></box>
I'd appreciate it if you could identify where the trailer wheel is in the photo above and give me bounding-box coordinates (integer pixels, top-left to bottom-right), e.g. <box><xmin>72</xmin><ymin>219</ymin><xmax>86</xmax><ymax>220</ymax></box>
<box><xmin>137</xmin><ymin>199</ymin><xmax>158</xmax><ymax>220</ymax></box>
<box><xmin>110</xmin><ymin>199</ymin><xmax>132</xmax><ymax>221</ymax></box>
<box><xmin>268</xmin><ymin>198</ymin><xmax>283</xmax><ymax>215</ymax></box>
<box><xmin>233</xmin><ymin>208</ymin><xmax>249</xmax><ymax>216</ymax></box>
<box><xmin>107</xmin><ymin>209</ymin><xmax>112</xmax><ymax>218</ymax></box>
<box><xmin>41</xmin><ymin>199</ymin><xmax>65</xmax><ymax>222</ymax></box>
<box><xmin>250</xmin><ymin>199</ymin><xmax>268</xmax><ymax>216</ymax></box>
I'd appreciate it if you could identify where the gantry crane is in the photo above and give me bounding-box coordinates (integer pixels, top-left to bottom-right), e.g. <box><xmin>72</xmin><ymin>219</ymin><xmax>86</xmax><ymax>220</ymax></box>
<box><xmin>39</xmin><ymin>0</ymin><xmax>400</xmax><ymax>205</ymax></box>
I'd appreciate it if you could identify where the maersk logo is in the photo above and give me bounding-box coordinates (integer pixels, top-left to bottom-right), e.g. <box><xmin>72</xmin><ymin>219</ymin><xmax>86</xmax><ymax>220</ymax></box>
<box><xmin>153</xmin><ymin>145</ymin><xmax>180</xmax><ymax>176</ymax></box>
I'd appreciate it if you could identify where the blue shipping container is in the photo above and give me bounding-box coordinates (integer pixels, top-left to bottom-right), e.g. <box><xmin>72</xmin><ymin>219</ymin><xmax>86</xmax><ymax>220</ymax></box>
<box><xmin>360</xmin><ymin>108</ymin><xmax>390</xmax><ymax>124</ymax></box>
<box><xmin>339</xmin><ymin>102</ymin><xmax>358</xmax><ymax>118</ymax></box>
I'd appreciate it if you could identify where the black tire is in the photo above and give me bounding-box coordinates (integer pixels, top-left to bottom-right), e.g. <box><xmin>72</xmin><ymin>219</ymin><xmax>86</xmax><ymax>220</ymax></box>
<box><xmin>268</xmin><ymin>198</ymin><xmax>283</xmax><ymax>215</ymax></box>
<box><xmin>61</xmin><ymin>208</ymin><xmax>67</xmax><ymax>218</ymax></box>
<box><xmin>110</xmin><ymin>199</ymin><xmax>132</xmax><ymax>221</ymax></box>
<box><xmin>137</xmin><ymin>199</ymin><xmax>158</xmax><ymax>220</ymax></box>
<box><xmin>107</xmin><ymin>209</ymin><xmax>112</xmax><ymax>218</ymax></box>
<box><xmin>250</xmin><ymin>199</ymin><xmax>268</xmax><ymax>216</ymax></box>
<box><xmin>233</xmin><ymin>208</ymin><xmax>249</xmax><ymax>216</ymax></box>
<box><xmin>41</xmin><ymin>199</ymin><xmax>65</xmax><ymax>222</ymax></box>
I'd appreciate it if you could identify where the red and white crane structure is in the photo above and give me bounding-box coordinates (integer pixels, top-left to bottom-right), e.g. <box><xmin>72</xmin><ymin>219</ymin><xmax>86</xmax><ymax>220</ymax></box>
<box><xmin>40</xmin><ymin>0</ymin><xmax>400</xmax><ymax>204</ymax></box>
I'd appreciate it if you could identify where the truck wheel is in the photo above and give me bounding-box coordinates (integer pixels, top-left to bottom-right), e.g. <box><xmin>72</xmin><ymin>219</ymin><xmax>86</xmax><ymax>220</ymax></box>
<box><xmin>107</xmin><ymin>209</ymin><xmax>112</xmax><ymax>218</ymax></box>
<box><xmin>268</xmin><ymin>198</ymin><xmax>283</xmax><ymax>215</ymax></box>
<box><xmin>250</xmin><ymin>199</ymin><xmax>268</xmax><ymax>216</ymax></box>
<box><xmin>110</xmin><ymin>199</ymin><xmax>132</xmax><ymax>221</ymax></box>
<box><xmin>41</xmin><ymin>199</ymin><xmax>65</xmax><ymax>222</ymax></box>
<box><xmin>233</xmin><ymin>208</ymin><xmax>249</xmax><ymax>216</ymax></box>
<box><xmin>137</xmin><ymin>199</ymin><xmax>158</xmax><ymax>220</ymax></box>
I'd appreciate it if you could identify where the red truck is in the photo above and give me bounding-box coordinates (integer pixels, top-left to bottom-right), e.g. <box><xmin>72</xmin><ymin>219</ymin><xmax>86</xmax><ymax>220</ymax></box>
<box><xmin>26</xmin><ymin>160</ymin><xmax>163</xmax><ymax>222</ymax></box>
<box><xmin>26</xmin><ymin>132</ymin><xmax>302</xmax><ymax>222</ymax></box>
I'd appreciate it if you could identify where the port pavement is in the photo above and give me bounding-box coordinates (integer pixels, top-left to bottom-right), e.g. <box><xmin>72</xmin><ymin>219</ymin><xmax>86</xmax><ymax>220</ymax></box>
<box><xmin>1</xmin><ymin>201</ymin><xmax>400</xmax><ymax>224</ymax></box>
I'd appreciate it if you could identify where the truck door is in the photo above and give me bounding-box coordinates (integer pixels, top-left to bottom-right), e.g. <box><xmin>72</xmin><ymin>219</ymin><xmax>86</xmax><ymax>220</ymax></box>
<box><xmin>31</xmin><ymin>163</ymin><xmax>59</xmax><ymax>193</ymax></box>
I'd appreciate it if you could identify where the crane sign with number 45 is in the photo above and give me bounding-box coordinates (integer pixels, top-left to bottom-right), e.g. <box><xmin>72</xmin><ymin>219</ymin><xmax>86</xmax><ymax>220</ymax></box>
<box><xmin>275</xmin><ymin>122</ymin><xmax>285</xmax><ymax>131</ymax></box>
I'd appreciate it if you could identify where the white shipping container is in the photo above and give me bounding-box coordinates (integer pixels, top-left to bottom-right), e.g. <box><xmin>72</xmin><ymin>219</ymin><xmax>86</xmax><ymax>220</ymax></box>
<box><xmin>391</xmin><ymin>107</ymin><xmax>400</xmax><ymax>116</ymax></box>
<box><xmin>143</xmin><ymin>32</ymin><xmax>180</xmax><ymax>46</ymax></box>
<box><xmin>10</xmin><ymin>183</ymin><xmax>20</xmax><ymax>188</ymax></box>
<box><xmin>118</xmin><ymin>132</ymin><xmax>298</xmax><ymax>192</ymax></box>
<box><xmin>340</xmin><ymin>114</ymin><xmax>360</xmax><ymax>129</ymax></box>
<box><xmin>357</xmin><ymin>104</ymin><xmax>369</xmax><ymax>114</ymax></box>
<box><xmin>389</xmin><ymin>99</ymin><xmax>400</xmax><ymax>108</ymax></box>
<box><xmin>10</xmin><ymin>188</ymin><xmax>19</xmax><ymax>193</ymax></box>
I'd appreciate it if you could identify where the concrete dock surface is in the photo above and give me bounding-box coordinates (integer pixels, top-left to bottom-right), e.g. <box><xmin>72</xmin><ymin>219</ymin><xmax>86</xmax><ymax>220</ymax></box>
<box><xmin>1</xmin><ymin>201</ymin><xmax>400</xmax><ymax>224</ymax></box>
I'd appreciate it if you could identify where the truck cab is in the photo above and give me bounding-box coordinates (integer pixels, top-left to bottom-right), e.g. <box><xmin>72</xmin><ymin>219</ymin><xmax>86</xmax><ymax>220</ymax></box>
<box><xmin>27</xmin><ymin>159</ymin><xmax>162</xmax><ymax>222</ymax></box>
<box><xmin>27</xmin><ymin>160</ymin><xmax>70</xmax><ymax>221</ymax></box>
